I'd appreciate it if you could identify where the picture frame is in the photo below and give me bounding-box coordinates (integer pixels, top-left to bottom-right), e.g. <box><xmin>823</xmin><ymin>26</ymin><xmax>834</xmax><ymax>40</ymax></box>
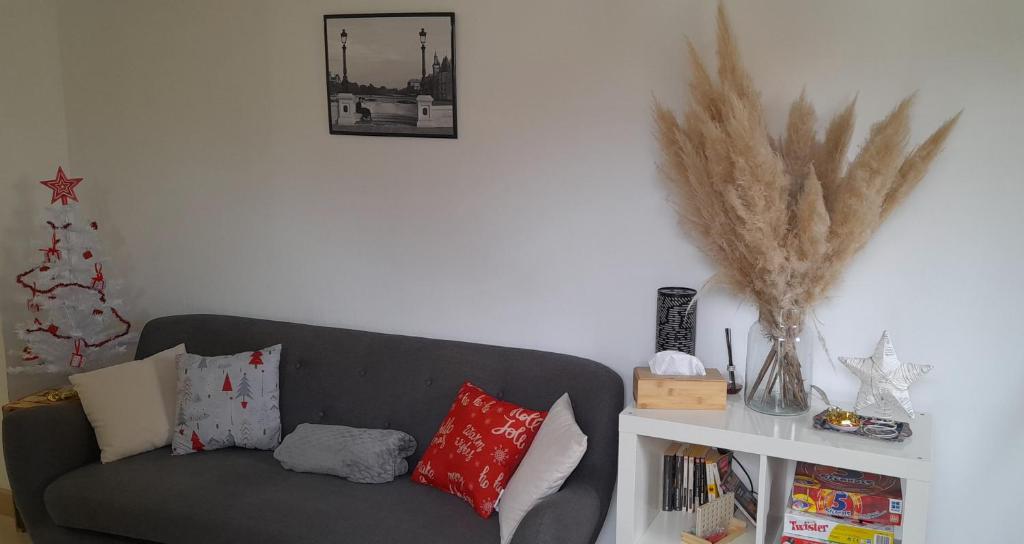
<box><xmin>323</xmin><ymin>13</ymin><xmax>457</xmax><ymax>138</ymax></box>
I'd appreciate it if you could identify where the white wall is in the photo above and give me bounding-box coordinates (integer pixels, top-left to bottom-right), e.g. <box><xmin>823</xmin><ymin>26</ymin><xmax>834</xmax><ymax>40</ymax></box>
<box><xmin>3</xmin><ymin>0</ymin><xmax>1021</xmax><ymax>540</ymax></box>
<box><xmin>0</xmin><ymin>0</ymin><xmax>74</xmax><ymax>489</ymax></box>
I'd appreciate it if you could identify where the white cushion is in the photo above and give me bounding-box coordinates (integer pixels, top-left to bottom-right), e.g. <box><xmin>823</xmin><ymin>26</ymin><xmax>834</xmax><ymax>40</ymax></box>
<box><xmin>69</xmin><ymin>344</ymin><xmax>186</xmax><ymax>463</ymax></box>
<box><xmin>498</xmin><ymin>393</ymin><xmax>588</xmax><ymax>544</ymax></box>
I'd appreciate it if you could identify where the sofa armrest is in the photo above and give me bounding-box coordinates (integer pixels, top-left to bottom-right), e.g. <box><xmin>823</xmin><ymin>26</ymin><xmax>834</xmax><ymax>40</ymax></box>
<box><xmin>509</xmin><ymin>481</ymin><xmax>602</xmax><ymax>544</ymax></box>
<box><xmin>3</xmin><ymin>400</ymin><xmax>99</xmax><ymax>532</ymax></box>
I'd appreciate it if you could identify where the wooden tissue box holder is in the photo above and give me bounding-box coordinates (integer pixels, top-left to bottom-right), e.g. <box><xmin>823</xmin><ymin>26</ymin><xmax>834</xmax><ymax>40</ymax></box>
<box><xmin>633</xmin><ymin>367</ymin><xmax>727</xmax><ymax>410</ymax></box>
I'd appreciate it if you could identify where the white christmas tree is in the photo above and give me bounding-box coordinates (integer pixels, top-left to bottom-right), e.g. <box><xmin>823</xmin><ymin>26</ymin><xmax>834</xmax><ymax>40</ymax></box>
<box><xmin>9</xmin><ymin>166</ymin><xmax>135</xmax><ymax>374</ymax></box>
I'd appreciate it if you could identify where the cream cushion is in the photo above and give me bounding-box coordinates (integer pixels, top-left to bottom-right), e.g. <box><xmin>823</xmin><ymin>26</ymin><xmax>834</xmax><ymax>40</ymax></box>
<box><xmin>498</xmin><ymin>393</ymin><xmax>588</xmax><ymax>544</ymax></box>
<box><xmin>69</xmin><ymin>344</ymin><xmax>186</xmax><ymax>463</ymax></box>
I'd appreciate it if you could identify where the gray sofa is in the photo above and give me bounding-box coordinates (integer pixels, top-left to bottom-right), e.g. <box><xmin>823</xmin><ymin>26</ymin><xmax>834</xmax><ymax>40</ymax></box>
<box><xmin>4</xmin><ymin>315</ymin><xmax>624</xmax><ymax>544</ymax></box>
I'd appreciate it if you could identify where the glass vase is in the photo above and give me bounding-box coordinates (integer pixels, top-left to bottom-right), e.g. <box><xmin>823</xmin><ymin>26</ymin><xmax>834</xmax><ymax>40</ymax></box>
<box><xmin>744</xmin><ymin>309</ymin><xmax>813</xmax><ymax>416</ymax></box>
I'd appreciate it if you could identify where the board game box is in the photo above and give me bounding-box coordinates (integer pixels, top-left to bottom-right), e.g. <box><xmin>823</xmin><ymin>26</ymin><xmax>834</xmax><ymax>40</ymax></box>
<box><xmin>780</xmin><ymin>535</ymin><xmax>881</xmax><ymax>544</ymax></box>
<box><xmin>783</xmin><ymin>509</ymin><xmax>897</xmax><ymax>544</ymax></box>
<box><xmin>780</xmin><ymin>535</ymin><xmax>830</xmax><ymax>544</ymax></box>
<box><xmin>790</xmin><ymin>462</ymin><xmax>903</xmax><ymax>526</ymax></box>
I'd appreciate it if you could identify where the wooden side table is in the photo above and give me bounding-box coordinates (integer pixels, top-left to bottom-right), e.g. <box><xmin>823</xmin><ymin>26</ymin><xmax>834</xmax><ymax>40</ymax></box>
<box><xmin>2</xmin><ymin>387</ymin><xmax>80</xmax><ymax>532</ymax></box>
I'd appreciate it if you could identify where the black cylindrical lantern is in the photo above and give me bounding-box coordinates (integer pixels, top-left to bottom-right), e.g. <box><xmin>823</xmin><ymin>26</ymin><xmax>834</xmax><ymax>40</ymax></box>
<box><xmin>656</xmin><ymin>287</ymin><xmax>697</xmax><ymax>354</ymax></box>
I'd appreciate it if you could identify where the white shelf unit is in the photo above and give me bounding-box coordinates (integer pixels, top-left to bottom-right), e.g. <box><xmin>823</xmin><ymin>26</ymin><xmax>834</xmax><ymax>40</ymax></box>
<box><xmin>616</xmin><ymin>397</ymin><xmax>932</xmax><ymax>544</ymax></box>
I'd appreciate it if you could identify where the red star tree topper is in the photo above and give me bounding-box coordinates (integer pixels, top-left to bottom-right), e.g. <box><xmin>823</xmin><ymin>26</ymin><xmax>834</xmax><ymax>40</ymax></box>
<box><xmin>40</xmin><ymin>166</ymin><xmax>83</xmax><ymax>205</ymax></box>
<box><xmin>10</xmin><ymin>167</ymin><xmax>135</xmax><ymax>374</ymax></box>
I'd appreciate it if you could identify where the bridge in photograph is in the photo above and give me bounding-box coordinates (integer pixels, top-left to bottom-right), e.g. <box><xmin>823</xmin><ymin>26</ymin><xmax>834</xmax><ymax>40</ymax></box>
<box><xmin>329</xmin><ymin>92</ymin><xmax>454</xmax><ymax>136</ymax></box>
<box><xmin>355</xmin><ymin>96</ymin><xmax>418</xmax><ymax>126</ymax></box>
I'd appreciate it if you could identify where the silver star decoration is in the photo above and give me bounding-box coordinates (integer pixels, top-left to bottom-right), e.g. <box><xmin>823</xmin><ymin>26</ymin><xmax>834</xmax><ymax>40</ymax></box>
<box><xmin>840</xmin><ymin>331</ymin><xmax>932</xmax><ymax>419</ymax></box>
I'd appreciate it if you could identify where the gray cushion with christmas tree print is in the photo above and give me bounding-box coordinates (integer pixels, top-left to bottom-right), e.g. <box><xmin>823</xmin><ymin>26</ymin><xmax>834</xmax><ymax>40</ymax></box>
<box><xmin>172</xmin><ymin>345</ymin><xmax>281</xmax><ymax>455</ymax></box>
<box><xmin>274</xmin><ymin>423</ymin><xmax>416</xmax><ymax>483</ymax></box>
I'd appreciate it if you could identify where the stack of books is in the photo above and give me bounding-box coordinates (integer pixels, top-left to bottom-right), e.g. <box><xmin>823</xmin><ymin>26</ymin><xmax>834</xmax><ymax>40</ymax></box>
<box><xmin>781</xmin><ymin>462</ymin><xmax>903</xmax><ymax>544</ymax></box>
<box><xmin>660</xmin><ymin>443</ymin><xmax>731</xmax><ymax>512</ymax></box>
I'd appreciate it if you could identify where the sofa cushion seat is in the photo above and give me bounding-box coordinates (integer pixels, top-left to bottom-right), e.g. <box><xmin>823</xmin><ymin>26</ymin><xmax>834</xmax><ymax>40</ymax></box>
<box><xmin>45</xmin><ymin>446</ymin><xmax>498</xmax><ymax>544</ymax></box>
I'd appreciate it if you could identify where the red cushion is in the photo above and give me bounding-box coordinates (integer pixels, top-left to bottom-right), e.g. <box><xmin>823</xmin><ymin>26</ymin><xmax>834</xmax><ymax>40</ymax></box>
<box><xmin>413</xmin><ymin>382</ymin><xmax>547</xmax><ymax>518</ymax></box>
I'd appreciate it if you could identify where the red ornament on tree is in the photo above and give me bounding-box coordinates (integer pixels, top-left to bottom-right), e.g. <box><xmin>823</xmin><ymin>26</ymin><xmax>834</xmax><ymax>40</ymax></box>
<box><xmin>69</xmin><ymin>339</ymin><xmax>85</xmax><ymax>368</ymax></box>
<box><xmin>21</xmin><ymin>346</ymin><xmax>40</xmax><ymax>362</ymax></box>
<box><xmin>38</xmin><ymin>231</ymin><xmax>62</xmax><ymax>263</ymax></box>
<box><xmin>26</xmin><ymin>284</ymin><xmax>41</xmax><ymax>312</ymax></box>
<box><xmin>90</xmin><ymin>263</ymin><xmax>105</xmax><ymax>291</ymax></box>
<box><xmin>39</xmin><ymin>166</ymin><xmax>83</xmax><ymax>205</ymax></box>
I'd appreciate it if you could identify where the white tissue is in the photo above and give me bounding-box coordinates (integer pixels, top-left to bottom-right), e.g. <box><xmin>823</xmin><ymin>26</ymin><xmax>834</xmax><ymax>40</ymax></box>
<box><xmin>648</xmin><ymin>351</ymin><xmax>706</xmax><ymax>376</ymax></box>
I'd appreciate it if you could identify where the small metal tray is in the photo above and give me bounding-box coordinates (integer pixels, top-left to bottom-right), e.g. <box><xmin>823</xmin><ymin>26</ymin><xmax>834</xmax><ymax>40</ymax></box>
<box><xmin>812</xmin><ymin>409</ymin><xmax>913</xmax><ymax>442</ymax></box>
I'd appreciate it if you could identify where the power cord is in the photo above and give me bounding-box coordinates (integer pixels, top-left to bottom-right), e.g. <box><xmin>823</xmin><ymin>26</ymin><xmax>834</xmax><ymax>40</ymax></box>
<box><xmin>732</xmin><ymin>455</ymin><xmax>757</xmax><ymax>497</ymax></box>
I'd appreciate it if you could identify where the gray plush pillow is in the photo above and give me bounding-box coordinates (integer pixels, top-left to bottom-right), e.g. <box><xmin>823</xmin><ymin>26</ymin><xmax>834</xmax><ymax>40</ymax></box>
<box><xmin>274</xmin><ymin>423</ymin><xmax>416</xmax><ymax>483</ymax></box>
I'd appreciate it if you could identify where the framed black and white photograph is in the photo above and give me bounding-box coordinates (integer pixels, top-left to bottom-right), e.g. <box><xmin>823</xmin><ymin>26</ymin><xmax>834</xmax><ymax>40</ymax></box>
<box><xmin>323</xmin><ymin>13</ymin><xmax>457</xmax><ymax>138</ymax></box>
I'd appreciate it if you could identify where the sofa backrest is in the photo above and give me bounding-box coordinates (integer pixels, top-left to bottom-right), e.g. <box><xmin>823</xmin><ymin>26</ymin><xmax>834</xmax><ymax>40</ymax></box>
<box><xmin>136</xmin><ymin>314</ymin><xmax>623</xmax><ymax>502</ymax></box>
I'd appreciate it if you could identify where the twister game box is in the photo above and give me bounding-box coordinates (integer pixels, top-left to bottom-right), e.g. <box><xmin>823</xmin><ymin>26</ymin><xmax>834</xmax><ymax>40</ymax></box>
<box><xmin>783</xmin><ymin>509</ymin><xmax>897</xmax><ymax>544</ymax></box>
